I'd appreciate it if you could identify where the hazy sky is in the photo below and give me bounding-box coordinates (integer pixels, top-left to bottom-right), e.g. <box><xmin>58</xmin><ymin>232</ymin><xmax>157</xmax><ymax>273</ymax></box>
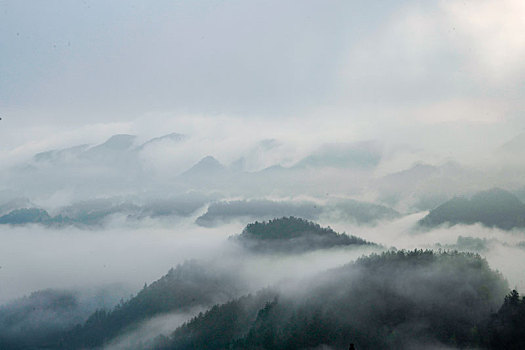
<box><xmin>1</xmin><ymin>0</ymin><xmax>525</xmax><ymax>156</ymax></box>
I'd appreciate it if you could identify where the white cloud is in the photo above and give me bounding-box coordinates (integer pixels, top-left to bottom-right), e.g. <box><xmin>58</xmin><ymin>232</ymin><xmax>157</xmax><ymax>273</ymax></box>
<box><xmin>442</xmin><ymin>0</ymin><xmax>525</xmax><ymax>83</ymax></box>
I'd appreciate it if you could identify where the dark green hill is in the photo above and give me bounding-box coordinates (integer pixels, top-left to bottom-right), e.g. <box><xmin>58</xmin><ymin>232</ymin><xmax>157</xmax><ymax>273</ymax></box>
<box><xmin>419</xmin><ymin>188</ymin><xmax>525</xmax><ymax>230</ymax></box>
<box><xmin>233</xmin><ymin>217</ymin><xmax>374</xmax><ymax>253</ymax></box>
<box><xmin>59</xmin><ymin>261</ymin><xmax>246</xmax><ymax>349</ymax></box>
<box><xmin>157</xmin><ymin>250</ymin><xmax>508</xmax><ymax>350</ymax></box>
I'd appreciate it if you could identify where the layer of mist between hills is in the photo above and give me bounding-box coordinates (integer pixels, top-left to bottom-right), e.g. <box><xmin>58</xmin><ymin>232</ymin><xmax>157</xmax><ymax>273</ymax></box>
<box><xmin>1</xmin><ymin>216</ymin><xmax>525</xmax><ymax>349</ymax></box>
<box><xmin>118</xmin><ymin>251</ymin><xmax>509</xmax><ymax>350</ymax></box>
<box><xmin>196</xmin><ymin>199</ymin><xmax>400</xmax><ymax>228</ymax></box>
<box><xmin>0</xmin><ymin>286</ymin><xmax>130</xmax><ymax>350</ymax></box>
<box><xmin>0</xmin><ymin>217</ymin><xmax>379</xmax><ymax>349</ymax></box>
<box><xmin>0</xmin><ymin>193</ymin><xmax>218</xmax><ymax>228</ymax></box>
<box><xmin>0</xmin><ymin>196</ymin><xmax>400</xmax><ymax>229</ymax></box>
<box><xmin>7</xmin><ymin>185</ymin><xmax>525</xmax><ymax>232</ymax></box>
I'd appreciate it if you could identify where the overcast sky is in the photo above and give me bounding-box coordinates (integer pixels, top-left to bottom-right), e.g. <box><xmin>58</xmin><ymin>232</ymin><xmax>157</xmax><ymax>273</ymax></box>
<box><xmin>1</xmin><ymin>0</ymin><xmax>525</xmax><ymax>157</ymax></box>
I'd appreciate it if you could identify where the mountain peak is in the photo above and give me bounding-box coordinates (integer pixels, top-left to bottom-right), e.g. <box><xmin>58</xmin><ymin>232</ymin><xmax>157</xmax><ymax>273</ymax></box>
<box><xmin>195</xmin><ymin>156</ymin><xmax>224</xmax><ymax>169</ymax></box>
<box><xmin>181</xmin><ymin>156</ymin><xmax>226</xmax><ymax>177</ymax></box>
<box><xmin>97</xmin><ymin>134</ymin><xmax>136</xmax><ymax>150</ymax></box>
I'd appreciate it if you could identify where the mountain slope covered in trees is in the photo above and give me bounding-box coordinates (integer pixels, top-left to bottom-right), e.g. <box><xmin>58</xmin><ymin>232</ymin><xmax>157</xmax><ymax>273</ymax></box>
<box><xmin>59</xmin><ymin>261</ymin><xmax>246</xmax><ymax>349</ymax></box>
<box><xmin>154</xmin><ymin>250</ymin><xmax>508</xmax><ymax>350</ymax></box>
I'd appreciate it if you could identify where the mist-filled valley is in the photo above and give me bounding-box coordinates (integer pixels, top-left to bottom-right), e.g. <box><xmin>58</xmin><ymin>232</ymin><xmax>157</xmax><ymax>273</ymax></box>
<box><xmin>2</xmin><ymin>133</ymin><xmax>525</xmax><ymax>349</ymax></box>
<box><xmin>3</xmin><ymin>0</ymin><xmax>525</xmax><ymax>348</ymax></box>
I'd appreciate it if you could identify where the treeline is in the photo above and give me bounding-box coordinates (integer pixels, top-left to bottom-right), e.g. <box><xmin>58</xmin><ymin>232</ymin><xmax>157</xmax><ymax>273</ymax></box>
<box><xmin>233</xmin><ymin>217</ymin><xmax>375</xmax><ymax>253</ymax></box>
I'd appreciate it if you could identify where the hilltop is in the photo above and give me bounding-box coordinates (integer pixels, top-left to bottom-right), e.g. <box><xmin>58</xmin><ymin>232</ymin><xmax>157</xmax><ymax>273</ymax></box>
<box><xmin>419</xmin><ymin>188</ymin><xmax>525</xmax><ymax>230</ymax></box>
<box><xmin>232</xmin><ymin>216</ymin><xmax>374</xmax><ymax>253</ymax></box>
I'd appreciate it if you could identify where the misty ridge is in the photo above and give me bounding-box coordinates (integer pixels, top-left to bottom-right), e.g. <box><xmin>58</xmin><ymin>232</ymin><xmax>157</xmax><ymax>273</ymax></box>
<box><xmin>2</xmin><ymin>131</ymin><xmax>525</xmax><ymax>230</ymax></box>
<box><xmin>419</xmin><ymin>188</ymin><xmax>525</xmax><ymax>230</ymax></box>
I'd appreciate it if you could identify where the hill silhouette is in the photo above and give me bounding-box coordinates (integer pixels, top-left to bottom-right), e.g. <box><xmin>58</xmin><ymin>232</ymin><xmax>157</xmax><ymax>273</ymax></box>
<box><xmin>419</xmin><ymin>188</ymin><xmax>525</xmax><ymax>230</ymax></box>
<box><xmin>232</xmin><ymin>217</ymin><xmax>374</xmax><ymax>253</ymax></box>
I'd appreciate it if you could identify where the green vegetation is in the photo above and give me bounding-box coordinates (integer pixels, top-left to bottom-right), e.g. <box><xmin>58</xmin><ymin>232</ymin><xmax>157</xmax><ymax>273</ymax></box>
<box><xmin>435</xmin><ymin>236</ymin><xmax>494</xmax><ymax>253</ymax></box>
<box><xmin>233</xmin><ymin>217</ymin><xmax>374</xmax><ymax>252</ymax></box>
<box><xmin>3</xmin><ymin>216</ymin><xmax>525</xmax><ymax>349</ymax></box>
<box><xmin>59</xmin><ymin>261</ymin><xmax>245</xmax><ymax>349</ymax></box>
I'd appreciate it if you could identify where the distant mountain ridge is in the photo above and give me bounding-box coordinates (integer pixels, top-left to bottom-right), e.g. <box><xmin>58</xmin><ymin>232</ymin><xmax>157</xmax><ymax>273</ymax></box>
<box><xmin>32</xmin><ymin>133</ymin><xmax>186</xmax><ymax>163</ymax></box>
<box><xmin>135</xmin><ymin>133</ymin><xmax>187</xmax><ymax>151</ymax></box>
<box><xmin>0</xmin><ymin>194</ymin><xmax>213</xmax><ymax>227</ymax></box>
<box><xmin>196</xmin><ymin>199</ymin><xmax>399</xmax><ymax>228</ymax></box>
<box><xmin>293</xmin><ymin>141</ymin><xmax>382</xmax><ymax>169</ymax></box>
<box><xmin>419</xmin><ymin>188</ymin><xmax>525</xmax><ymax>230</ymax></box>
<box><xmin>181</xmin><ymin>156</ymin><xmax>226</xmax><ymax>178</ymax></box>
<box><xmin>34</xmin><ymin>144</ymin><xmax>90</xmax><ymax>163</ymax></box>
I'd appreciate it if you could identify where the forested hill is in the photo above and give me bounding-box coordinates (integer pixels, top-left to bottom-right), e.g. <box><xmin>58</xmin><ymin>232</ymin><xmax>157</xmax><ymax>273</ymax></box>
<box><xmin>233</xmin><ymin>216</ymin><xmax>375</xmax><ymax>252</ymax></box>
<box><xmin>419</xmin><ymin>188</ymin><xmax>525</xmax><ymax>230</ymax></box>
<box><xmin>58</xmin><ymin>261</ymin><xmax>246</xmax><ymax>349</ymax></box>
<box><xmin>153</xmin><ymin>250</ymin><xmax>509</xmax><ymax>350</ymax></box>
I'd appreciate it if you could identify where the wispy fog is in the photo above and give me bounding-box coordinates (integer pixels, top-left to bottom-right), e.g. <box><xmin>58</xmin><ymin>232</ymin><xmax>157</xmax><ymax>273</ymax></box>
<box><xmin>0</xmin><ymin>219</ymin><xmax>239</xmax><ymax>304</ymax></box>
<box><xmin>3</xmin><ymin>212</ymin><xmax>525</xmax><ymax>305</ymax></box>
<box><xmin>329</xmin><ymin>214</ymin><xmax>525</xmax><ymax>291</ymax></box>
<box><xmin>104</xmin><ymin>308</ymin><xmax>206</xmax><ymax>350</ymax></box>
